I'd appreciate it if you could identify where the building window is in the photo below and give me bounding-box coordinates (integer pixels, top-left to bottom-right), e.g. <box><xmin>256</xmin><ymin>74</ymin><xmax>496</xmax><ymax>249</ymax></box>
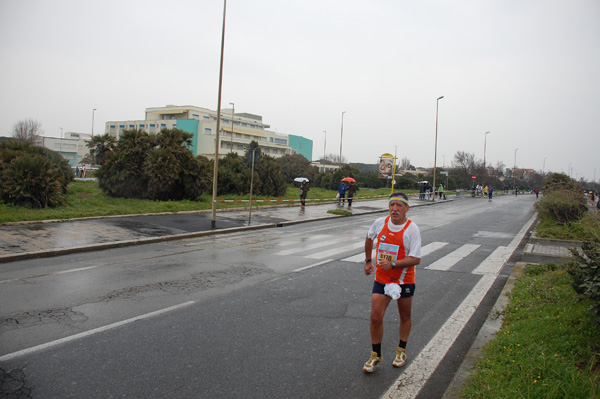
<box><xmin>237</xmin><ymin>144</ymin><xmax>243</xmax><ymax>150</ymax></box>
<box><xmin>140</xmin><ymin>124</ymin><xmax>145</xmax><ymax>128</ymax></box>
<box><xmin>205</xmin><ymin>128</ymin><xmax>212</xmax><ymax>135</ymax></box>
<box><xmin>161</xmin><ymin>124</ymin><xmax>166</xmax><ymax>127</ymax></box>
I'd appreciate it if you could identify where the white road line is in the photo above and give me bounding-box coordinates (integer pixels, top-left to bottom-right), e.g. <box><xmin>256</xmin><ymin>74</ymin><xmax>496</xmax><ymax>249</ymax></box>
<box><xmin>276</xmin><ymin>234</ymin><xmax>330</xmax><ymax>247</ymax></box>
<box><xmin>275</xmin><ymin>236</ymin><xmax>359</xmax><ymax>256</ymax></box>
<box><xmin>420</xmin><ymin>242</ymin><xmax>448</xmax><ymax>257</ymax></box>
<box><xmin>382</xmin><ymin>274</ymin><xmax>496</xmax><ymax>399</ymax></box>
<box><xmin>0</xmin><ymin>301</ymin><xmax>196</xmax><ymax>362</ymax></box>
<box><xmin>381</xmin><ymin>213</ymin><xmax>537</xmax><ymax>399</ymax></box>
<box><xmin>293</xmin><ymin>259</ymin><xmax>333</xmax><ymax>272</ymax></box>
<box><xmin>342</xmin><ymin>241</ymin><xmax>449</xmax><ymax>264</ymax></box>
<box><xmin>342</xmin><ymin>253</ymin><xmax>364</xmax><ymax>262</ymax></box>
<box><xmin>305</xmin><ymin>240</ymin><xmax>364</xmax><ymax>259</ymax></box>
<box><xmin>425</xmin><ymin>244</ymin><xmax>480</xmax><ymax>271</ymax></box>
<box><xmin>472</xmin><ymin>246</ymin><xmax>513</xmax><ymax>275</ymax></box>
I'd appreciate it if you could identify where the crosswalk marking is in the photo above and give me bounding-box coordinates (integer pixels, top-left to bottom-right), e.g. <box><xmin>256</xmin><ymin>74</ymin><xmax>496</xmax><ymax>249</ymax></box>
<box><xmin>275</xmin><ymin>234</ymin><xmax>330</xmax><ymax>248</ymax></box>
<box><xmin>421</xmin><ymin>242</ymin><xmax>448</xmax><ymax>257</ymax></box>
<box><xmin>305</xmin><ymin>240</ymin><xmax>365</xmax><ymax>259</ymax></box>
<box><xmin>472</xmin><ymin>246</ymin><xmax>513</xmax><ymax>275</ymax></box>
<box><xmin>342</xmin><ymin>253</ymin><xmax>365</xmax><ymax>262</ymax></box>
<box><xmin>272</xmin><ymin>234</ymin><xmax>511</xmax><ymax>275</ymax></box>
<box><xmin>425</xmin><ymin>244</ymin><xmax>480</xmax><ymax>271</ymax></box>
<box><xmin>275</xmin><ymin>236</ymin><xmax>354</xmax><ymax>255</ymax></box>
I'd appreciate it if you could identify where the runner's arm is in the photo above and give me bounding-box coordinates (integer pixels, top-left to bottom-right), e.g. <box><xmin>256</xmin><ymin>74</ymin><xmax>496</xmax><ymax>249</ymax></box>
<box><xmin>364</xmin><ymin>237</ymin><xmax>374</xmax><ymax>275</ymax></box>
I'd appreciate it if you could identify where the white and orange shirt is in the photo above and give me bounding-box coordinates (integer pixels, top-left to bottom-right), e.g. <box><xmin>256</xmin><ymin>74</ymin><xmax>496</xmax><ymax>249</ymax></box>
<box><xmin>367</xmin><ymin>216</ymin><xmax>422</xmax><ymax>285</ymax></box>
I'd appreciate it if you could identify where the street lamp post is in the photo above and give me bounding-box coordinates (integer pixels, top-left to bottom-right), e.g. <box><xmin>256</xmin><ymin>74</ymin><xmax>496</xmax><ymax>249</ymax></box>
<box><xmin>432</xmin><ymin>96</ymin><xmax>444</xmax><ymax>201</ymax></box>
<box><xmin>92</xmin><ymin>108</ymin><xmax>97</xmax><ymax>137</ymax></box>
<box><xmin>211</xmin><ymin>0</ymin><xmax>228</xmax><ymax>229</ymax></box>
<box><xmin>568</xmin><ymin>162</ymin><xmax>572</xmax><ymax>178</ymax></box>
<box><xmin>339</xmin><ymin>111</ymin><xmax>346</xmax><ymax>163</ymax></box>
<box><xmin>514</xmin><ymin>148</ymin><xmax>519</xmax><ymax>195</ymax></box>
<box><xmin>229</xmin><ymin>102</ymin><xmax>235</xmax><ymax>152</ymax></box>
<box><xmin>322</xmin><ymin>130</ymin><xmax>326</xmax><ymax>161</ymax></box>
<box><xmin>542</xmin><ymin>157</ymin><xmax>547</xmax><ymax>188</ymax></box>
<box><xmin>483</xmin><ymin>131</ymin><xmax>490</xmax><ymax>175</ymax></box>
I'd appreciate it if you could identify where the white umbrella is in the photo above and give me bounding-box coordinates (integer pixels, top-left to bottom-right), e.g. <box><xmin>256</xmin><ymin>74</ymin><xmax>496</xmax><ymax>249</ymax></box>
<box><xmin>294</xmin><ymin>177</ymin><xmax>309</xmax><ymax>183</ymax></box>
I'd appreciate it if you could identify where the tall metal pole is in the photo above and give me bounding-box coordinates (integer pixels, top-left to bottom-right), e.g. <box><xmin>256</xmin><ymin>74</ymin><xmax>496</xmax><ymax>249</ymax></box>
<box><xmin>513</xmin><ymin>148</ymin><xmax>519</xmax><ymax>195</ymax></box>
<box><xmin>323</xmin><ymin>130</ymin><xmax>326</xmax><ymax>161</ymax></box>
<box><xmin>92</xmin><ymin>108</ymin><xmax>97</xmax><ymax>137</ymax></box>
<box><xmin>542</xmin><ymin>157</ymin><xmax>547</xmax><ymax>188</ymax></box>
<box><xmin>390</xmin><ymin>145</ymin><xmax>398</xmax><ymax>195</ymax></box>
<box><xmin>211</xmin><ymin>0</ymin><xmax>227</xmax><ymax>229</ymax></box>
<box><xmin>568</xmin><ymin>162</ymin><xmax>572</xmax><ymax>178</ymax></box>
<box><xmin>339</xmin><ymin>111</ymin><xmax>345</xmax><ymax>163</ymax></box>
<box><xmin>432</xmin><ymin>96</ymin><xmax>444</xmax><ymax>201</ymax></box>
<box><xmin>229</xmin><ymin>102</ymin><xmax>234</xmax><ymax>152</ymax></box>
<box><xmin>248</xmin><ymin>150</ymin><xmax>255</xmax><ymax>225</ymax></box>
<box><xmin>483</xmin><ymin>131</ymin><xmax>490</xmax><ymax>175</ymax></box>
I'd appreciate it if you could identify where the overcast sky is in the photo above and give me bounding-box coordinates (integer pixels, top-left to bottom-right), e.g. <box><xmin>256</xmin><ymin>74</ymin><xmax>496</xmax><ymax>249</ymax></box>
<box><xmin>1</xmin><ymin>0</ymin><xmax>599</xmax><ymax>181</ymax></box>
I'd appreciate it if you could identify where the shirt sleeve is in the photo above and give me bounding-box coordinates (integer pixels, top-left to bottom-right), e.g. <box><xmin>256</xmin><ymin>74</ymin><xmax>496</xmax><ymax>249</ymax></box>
<box><xmin>367</xmin><ymin>217</ymin><xmax>386</xmax><ymax>240</ymax></box>
<box><xmin>405</xmin><ymin>223</ymin><xmax>422</xmax><ymax>258</ymax></box>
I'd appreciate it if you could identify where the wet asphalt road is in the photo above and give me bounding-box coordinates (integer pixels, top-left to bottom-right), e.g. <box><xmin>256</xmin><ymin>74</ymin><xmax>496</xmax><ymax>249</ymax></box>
<box><xmin>0</xmin><ymin>199</ymin><xmax>396</xmax><ymax>260</ymax></box>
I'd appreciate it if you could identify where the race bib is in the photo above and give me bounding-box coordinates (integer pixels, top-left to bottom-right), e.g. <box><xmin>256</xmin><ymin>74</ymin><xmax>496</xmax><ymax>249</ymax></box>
<box><xmin>378</xmin><ymin>243</ymin><xmax>399</xmax><ymax>264</ymax></box>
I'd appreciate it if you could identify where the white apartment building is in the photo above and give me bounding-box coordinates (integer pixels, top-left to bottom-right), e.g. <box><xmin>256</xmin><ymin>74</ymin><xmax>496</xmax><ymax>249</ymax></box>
<box><xmin>35</xmin><ymin>132</ymin><xmax>91</xmax><ymax>166</ymax></box>
<box><xmin>105</xmin><ymin>105</ymin><xmax>311</xmax><ymax>160</ymax></box>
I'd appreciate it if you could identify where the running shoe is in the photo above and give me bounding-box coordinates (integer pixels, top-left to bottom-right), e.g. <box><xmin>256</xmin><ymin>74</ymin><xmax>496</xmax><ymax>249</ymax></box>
<box><xmin>363</xmin><ymin>351</ymin><xmax>382</xmax><ymax>373</ymax></box>
<box><xmin>392</xmin><ymin>347</ymin><xmax>406</xmax><ymax>367</ymax></box>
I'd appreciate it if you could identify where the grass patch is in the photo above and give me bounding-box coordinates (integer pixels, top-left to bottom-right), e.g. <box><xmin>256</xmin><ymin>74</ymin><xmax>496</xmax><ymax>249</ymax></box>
<box><xmin>536</xmin><ymin>213</ymin><xmax>600</xmax><ymax>241</ymax></box>
<box><xmin>459</xmin><ymin>264</ymin><xmax>600</xmax><ymax>399</ymax></box>
<box><xmin>0</xmin><ymin>180</ymin><xmax>403</xmax><ymax>224</ymax></box>
<box><xmin>327</xmin><ymin>209</ymin><xmax>353</xmax><ymax>216</ymax></box>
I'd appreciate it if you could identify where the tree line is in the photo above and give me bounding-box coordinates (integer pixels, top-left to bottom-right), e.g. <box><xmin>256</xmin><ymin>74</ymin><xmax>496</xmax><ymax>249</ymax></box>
<box><xmin>4</xmin><ymin>120</ymin><xmax>598</xmax><ymax>208</ymax></box>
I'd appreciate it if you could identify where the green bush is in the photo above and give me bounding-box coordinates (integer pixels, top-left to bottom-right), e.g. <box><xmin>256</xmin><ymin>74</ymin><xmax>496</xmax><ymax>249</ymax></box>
<box><xmin>216</xmin><ymin>146</ymin><xmax>287</xmax><ymax>197</ymax></box>
<box><xmin>535</xmin><ymin>190</ymin><xmax>588</xmax><ymax>224</ymax></box>
<box><xmin>97</xmin><ymin>128</ymin><xmax>210</xmax><ymax>200</ymax></box>
<box><xmin>567</xmin><ymin>239</ymin><xmax>600</xmax><ymax>322</ymax></box>
<box><xmin>0</xmin><ymin>140</ymin><xmax>72</xmax><ymax>208</ymax></box>
<box><xmin>535</xmin><ymin>173</ymin><xmax>587</xmax><ymax>225</ymax></box>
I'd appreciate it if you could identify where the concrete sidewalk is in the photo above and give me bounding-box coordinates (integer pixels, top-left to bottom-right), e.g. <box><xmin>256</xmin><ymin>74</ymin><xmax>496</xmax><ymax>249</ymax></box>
<box><xmin>0</xmin><ymin>197</ymin><xmax>444</xmax><ymax>263</ymax></box>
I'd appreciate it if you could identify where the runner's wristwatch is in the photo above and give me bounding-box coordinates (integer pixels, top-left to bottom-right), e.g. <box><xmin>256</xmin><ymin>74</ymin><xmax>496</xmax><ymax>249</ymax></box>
<box><xmin>365</xmin><ymin>259</ymin><xmax>371</xmax><ymax>264</ymax></box>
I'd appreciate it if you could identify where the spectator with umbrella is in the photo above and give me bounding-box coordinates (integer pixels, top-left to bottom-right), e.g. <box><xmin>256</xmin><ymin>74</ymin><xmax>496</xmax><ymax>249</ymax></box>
<box><xmin>295</xmin><ymin>178</ymin><xmax>309</xmax><ymax>210</ymax></box>
<box><xmin>343</xmin><ymin>177</ymin><xmax>357</xmax><ymax>207</ymax></box>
